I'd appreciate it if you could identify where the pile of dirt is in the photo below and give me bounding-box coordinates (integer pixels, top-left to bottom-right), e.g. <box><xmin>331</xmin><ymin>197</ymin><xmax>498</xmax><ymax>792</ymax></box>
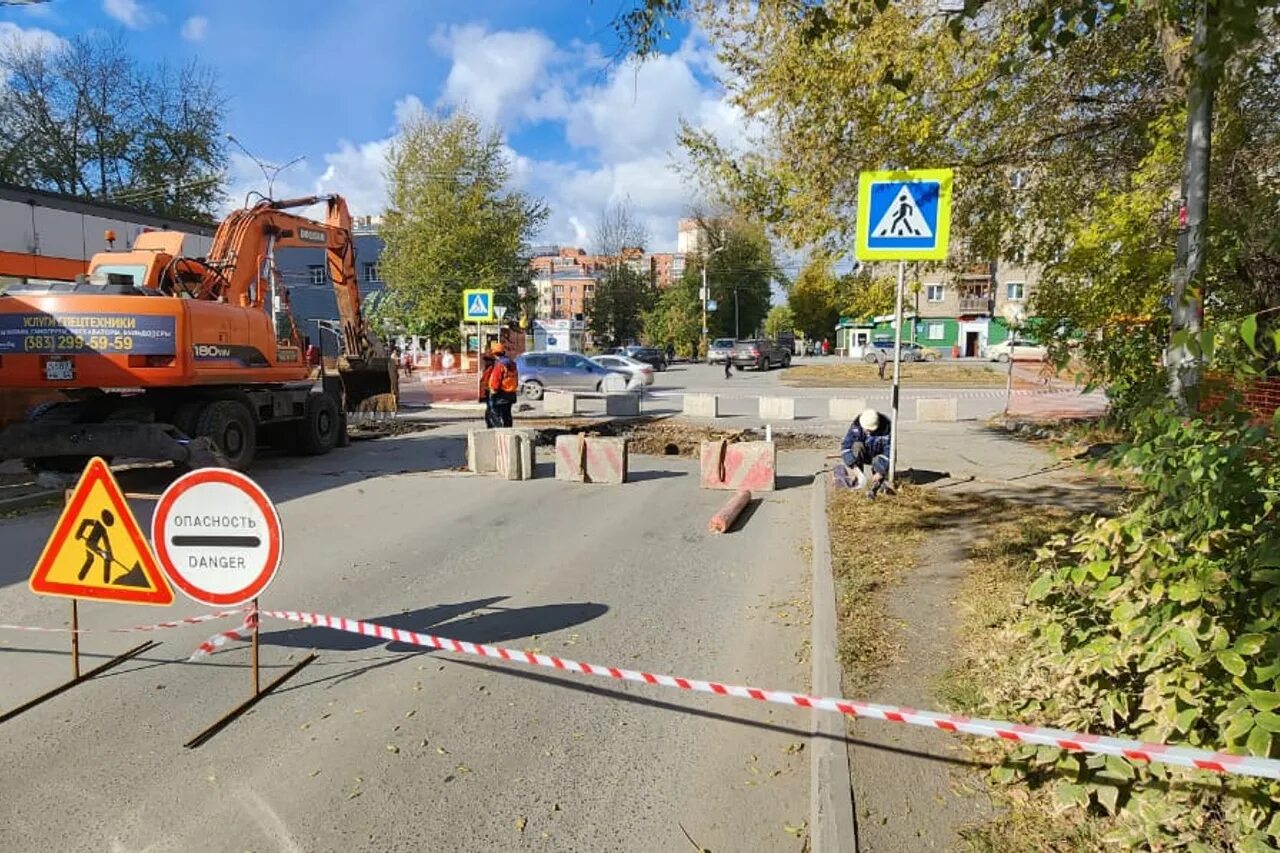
<box><xmin>531</xmin><ymin>418</ymin><xmax>832</xmax><ymax>457</ymax></box>
<box><xmin>346</xmin><ymin>418</ymin><xmax>438</xmax><ymax>441</ymax></box>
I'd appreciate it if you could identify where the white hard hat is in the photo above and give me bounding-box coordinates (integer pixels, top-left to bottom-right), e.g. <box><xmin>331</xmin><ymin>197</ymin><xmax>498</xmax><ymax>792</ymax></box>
<box><xmin>858</xmin><ymin>409</ymin><xmax>880</xmax><ymax>432</ymax></box>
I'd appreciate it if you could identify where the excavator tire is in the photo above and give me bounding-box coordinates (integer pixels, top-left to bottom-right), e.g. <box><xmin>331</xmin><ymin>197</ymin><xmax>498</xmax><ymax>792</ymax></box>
<box><xmin>172</xmin><ymin>401</ymin><xmax>206</xmax><ymax>439</ymax></box>
<box><xmin>195</xmin><ymin>400</ymin><xmax>256</xmax><ymax>470</ymax></box>
<box><xmin>295</xmin><ymin>392</ymin><xmax>341</xmax><ymax>455</ymax></box>
<box><xmin>22</xmin><ymin>400</ymin><xmax>96</xmax><ymax>474</ymax></box>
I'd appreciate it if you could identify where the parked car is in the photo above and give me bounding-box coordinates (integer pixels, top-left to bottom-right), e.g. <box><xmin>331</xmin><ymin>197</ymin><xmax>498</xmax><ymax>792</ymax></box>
<box><xmin>862</xmin><ymin>340</ymin><xmax>938</xmax><ymax>363</ymax></box>
<box><xmin>516</xmin><ymin>351</ymin><xmax>614</xmax><ymax>400</ymax></box>
<box><xmin>730</xmin><ymin>339</ymin><xmax>792</xmax><ymax>370</ymax></box>
<box><xmin>618</xmin><ymin>345</ymin><xmax>668</xmax><ymax>371</ymax></box>
<box><xmin>590</xmin><ymin>354</ymin><xmax>655</xmax><ymax>389</ymax></box>
<box><xmin>986</xmin><ymin>338</ymin><xmax>1047</xmax><ymax>362</ymax></box>
<box><xmin>707</xmin><ymin>338</ymin><xmax>736</xmax><ymax>364</ymax></box>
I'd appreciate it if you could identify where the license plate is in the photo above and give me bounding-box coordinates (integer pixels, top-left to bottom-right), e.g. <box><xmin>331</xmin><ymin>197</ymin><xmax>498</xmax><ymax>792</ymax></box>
<box><xmin>44</xmin><ymin>358</ymin><xmax>74</xmax><ymax>381</ymax></box>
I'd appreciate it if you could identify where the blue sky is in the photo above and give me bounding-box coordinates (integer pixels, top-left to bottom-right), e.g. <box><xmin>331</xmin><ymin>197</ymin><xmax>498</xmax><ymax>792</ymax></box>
<box><xmin>0</xmin><ymin>0</ymin><xmax>750</xmax><ymax>252</ymax></box>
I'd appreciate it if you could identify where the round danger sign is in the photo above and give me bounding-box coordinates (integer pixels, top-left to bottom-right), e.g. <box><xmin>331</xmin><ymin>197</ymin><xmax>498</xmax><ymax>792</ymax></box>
<box><xmin>152</xmin><ymin>468</ymin><xmax>282</xmax><ymax>606</ymax></box>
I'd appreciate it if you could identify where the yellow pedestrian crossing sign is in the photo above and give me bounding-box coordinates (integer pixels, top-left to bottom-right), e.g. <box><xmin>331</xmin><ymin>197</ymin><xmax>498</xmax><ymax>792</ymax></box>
<box><xmin>29</xmin><ymin>457</ymin><xmax>173</xmax><ymax>605</ymax></box>
<box><xmin>856</xmin><ymin>168</ymin><xmax>954</xmax><ymax>261</ymax></box>
<box><xmin>463</xmin><ymin>289</ymin><xmax>494</xmax><ymax>322</ymax></box>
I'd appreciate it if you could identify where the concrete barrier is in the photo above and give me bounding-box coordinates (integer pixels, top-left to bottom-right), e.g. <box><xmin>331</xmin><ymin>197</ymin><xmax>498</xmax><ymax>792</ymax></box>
<box><xmin>683</xmin><ymin>393</ymin><xmax>719</xmax><ymax>418</ymax></box>
<box><xmin>699</xmin><ymin>440</ymin><xmax>776</xmax><ymax>492</ymax></box>
<box><xmin>543</xmin><ymin>390</ymin><xmax>577</xmax><ymax>416</ymax></box>
<box><xmin>604</xmin><ymin>393</ymin><xmax>641</xmax><ymax>416</ymax></box>
<box><xmin>916</xmin><ymin>397</ymin><xmax>959</xmax><ymax>422</ymax></box>
<box><xmin>554</xmin><ymin>434</ymin><xmax>628</xmax><ymax>483</ymax></box>
<box><xmin>470</xmin><ymin>428</ymin><xmax>535</xmax><ymax>477</ymax></box>
<box><xmin>828</xmin><ymin>398</ymin><xmax>867</xmax><ymax>423</ymax></box>
<box><xmin>758</xmin><ymin>396</ymin><xmax>796</xmax><ymax>420</ymax></box>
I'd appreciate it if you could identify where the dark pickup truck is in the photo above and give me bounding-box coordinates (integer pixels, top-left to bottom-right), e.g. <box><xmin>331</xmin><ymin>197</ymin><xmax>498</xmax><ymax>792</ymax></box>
<box><xmin>730</xmin><ymin>338</ymin><xmax>792</xmax><ymax>371</ymax></box>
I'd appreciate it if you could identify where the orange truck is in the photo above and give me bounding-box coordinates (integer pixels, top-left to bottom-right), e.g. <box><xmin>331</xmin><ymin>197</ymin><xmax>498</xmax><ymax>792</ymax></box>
<box><xmin>0</xmin><ymin>194</ymin><xmax>397</xmax><ymax>471</ymax></box>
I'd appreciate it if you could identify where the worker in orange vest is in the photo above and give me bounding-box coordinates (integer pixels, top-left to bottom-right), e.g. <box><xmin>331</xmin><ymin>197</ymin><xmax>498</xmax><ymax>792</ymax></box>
<box><xmin>487</xmin><ymin>341</ymin><xmax>519</xmax><ymax>427</ymax></box>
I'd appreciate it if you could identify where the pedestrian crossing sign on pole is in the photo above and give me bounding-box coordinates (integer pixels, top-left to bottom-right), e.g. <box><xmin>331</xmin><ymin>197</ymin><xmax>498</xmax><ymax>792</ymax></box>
<box><xmin>855</xmin><ymin>169</ymin><xmax>954</xmax><ymax>261</ymax></box>
<box><xmin>463</xmin><ymin>289</ymin><xmax>494</xmax><ymax>322</ymax></box>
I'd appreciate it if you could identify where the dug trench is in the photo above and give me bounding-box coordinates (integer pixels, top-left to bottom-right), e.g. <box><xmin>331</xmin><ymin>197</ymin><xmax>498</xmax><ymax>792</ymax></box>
<box><xmin>527</xmin><ymin>417</ymin><xmax>832</xmax><ymax>458</ymax></box>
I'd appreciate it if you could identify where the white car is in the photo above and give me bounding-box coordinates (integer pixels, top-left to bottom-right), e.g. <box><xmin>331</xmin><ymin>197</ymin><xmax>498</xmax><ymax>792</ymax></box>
<box><xmin>986</xmin><ymin>338</ymin><xmax>1047</xmax><ymax>362</ymax></box>
<box><xmin>590</xmin><ymin>354</ymin><xmax>655</xmax><ymax>389</ymax></box>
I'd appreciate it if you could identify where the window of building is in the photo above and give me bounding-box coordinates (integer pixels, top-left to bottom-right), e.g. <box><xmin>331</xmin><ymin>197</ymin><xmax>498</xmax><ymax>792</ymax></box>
<box><xmin>927</xmin><ymin>322</ymin><xmax>946</xmax><ymax>341</ymax></box>
<box><xmin>362</xmin><ymin>262</ymin><xmax>381</xmax><ymax>282</ymax></box>
<box><xmin>926</xmin><ymin>284</ymin><xmax>944</xmax><ymax>303</ymax></box>
<box><xmin>1006</xmin><ymin>281</ymin><xmax>1026</xmax><ymax>301</ymax></box>
<box><xmin>308</xmin><ymin>265</ymin><xmax>325</xmax><ymax>286</ymax></box>
<box><xmin>554</xmin><ymin>285</ymin><xmax>564</xmax><ymax>295</ymax></box>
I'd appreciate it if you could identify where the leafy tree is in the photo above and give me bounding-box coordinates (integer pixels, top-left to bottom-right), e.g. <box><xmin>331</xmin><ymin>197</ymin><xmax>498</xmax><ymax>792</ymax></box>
<box><xmin>0</xmin><ymin>32</ymin><xmax>226</xmax><ymax>218</ymax></box>
<box><xmin>699</xmin><ymin>214</ymin><xmax>779</xmax><ymax>340</ymax></box>
<box><xmin>837</xmin><ymin>269</ymin><xmax>896</xmax><ymax>322</ymax></box>
<box><xmin>644</xmin><ymin>273</ymin><xmax>703</xmax><ymax>357</ymax></box>
<box><xmin>788</xmin><ymin>257</ymin><xmax>839</xmax><ymax>340</ymax></box>
<box><xmin>763</xmin><ymin>304</ymin><xmax>794</xmax><ymax>340</ymax></box>
<box><xmin>585</xmin><ymin>201</ymin><xmax>655</xmax><ymax>346</ymax></box>
<box><xmin>379</xmin><ymin>106</ymin><xmax>547</xmax><ymax>346</ymax></box>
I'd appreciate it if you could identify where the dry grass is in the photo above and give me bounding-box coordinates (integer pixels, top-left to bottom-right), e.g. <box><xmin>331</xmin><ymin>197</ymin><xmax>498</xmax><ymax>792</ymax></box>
<box><xmin>784</xmin><ymin>363</ymin><xmax>1007</xmax><ymax>387</ymax></box>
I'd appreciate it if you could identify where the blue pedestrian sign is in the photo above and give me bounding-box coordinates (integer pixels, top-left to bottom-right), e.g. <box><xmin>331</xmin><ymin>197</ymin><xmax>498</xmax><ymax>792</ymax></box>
<box><xmin>462</xmin><ymin>288</ymin><xmax>494</xmax><ymax>322</ymax></box>
<box><xmin>855</xmin><ymin>169</ymin><xmax>953</xmax><ymax>261</ymax></box>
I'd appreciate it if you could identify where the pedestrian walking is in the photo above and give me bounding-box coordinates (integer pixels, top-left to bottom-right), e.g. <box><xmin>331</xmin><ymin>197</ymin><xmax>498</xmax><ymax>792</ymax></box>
<box><xmin>876</xmin><ymin>346</ymin><xmax>888</xmax><ymax>380</ymax></box>
<box><xmin>822</xmin><ymin>338</ymin><xmax>830</xmax><ymax>356</ymax></box>
<box><xmin>442</xmin><ymin>348</ymin><xmax>455</xmax><ymax>378</ymax></box>
<box><xmin>723</xmin><ymin>354</ymin><xmax>733</xmax><ymax>379</ymax></box>
<box><xmin>479</xmin><ymin>351</ymin><xmax>498</xmax><ymax>427</ymax></box>
<box><xmin>486</xmin><ymin>341</ymin><xmax>519</xmax><ymax>428</ymax></box>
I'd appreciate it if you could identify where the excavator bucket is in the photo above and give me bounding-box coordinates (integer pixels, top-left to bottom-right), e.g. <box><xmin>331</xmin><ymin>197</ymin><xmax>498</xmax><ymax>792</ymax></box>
<box><xmin>339</xmin><ymin>356</ymin><xmax>399</xmax><ymax>414</ymax></box>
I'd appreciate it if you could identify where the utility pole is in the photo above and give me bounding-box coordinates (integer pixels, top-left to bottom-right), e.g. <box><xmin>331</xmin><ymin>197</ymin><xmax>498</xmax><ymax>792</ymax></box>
<box><xmin>888</xmin><ymin>260</ymin><xmax>905</xmax><ymax>487</ymax></box>
<box><xmin>1167</xmin><ymin>0</ymin><xmax>1216</xmax><ymax>409</ymax></box>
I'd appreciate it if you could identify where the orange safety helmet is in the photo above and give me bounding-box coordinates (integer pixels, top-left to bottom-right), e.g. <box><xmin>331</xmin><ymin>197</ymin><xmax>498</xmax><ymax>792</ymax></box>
<box><xmin>490</xmin><ymin>341</ymin><xmax>506</xmax><ymax>355</ymax></box>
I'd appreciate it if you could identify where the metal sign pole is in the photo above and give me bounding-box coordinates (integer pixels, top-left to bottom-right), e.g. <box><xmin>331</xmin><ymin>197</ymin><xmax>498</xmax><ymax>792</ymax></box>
<box><xmin>250</xmin><ymin>598</ymin><xmax>260</xmax><ymax>695</ymax></box>
<box><xmin>70</xmin><ymin>599</ymin><xmax>80</xmax><ymax>679</ymax></box>
<box><xmin>889</xmin><ymin>260</ymin><xmax>906</xmax><ymax>487</ymax></box>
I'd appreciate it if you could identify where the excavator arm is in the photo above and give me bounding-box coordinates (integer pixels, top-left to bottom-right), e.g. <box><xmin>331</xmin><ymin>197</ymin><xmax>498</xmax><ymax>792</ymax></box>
<box><xmin>203</xmin><ymin>194</ymin><xmax>397</xmax><ymax>411</ymax></box>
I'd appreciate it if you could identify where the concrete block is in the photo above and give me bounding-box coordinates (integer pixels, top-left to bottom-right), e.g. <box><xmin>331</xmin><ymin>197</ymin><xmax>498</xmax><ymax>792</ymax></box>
<box><xmin>601</xmin><ymin>373</ymin><xmax>628</xmax><ymax>394</ymax></box>
<box><xmin>584</xmin><ymin>437</ymin><xmax>628</xmax><ymax>484</ymax></box>
<box><xmin>683</xmin><ymin>393</ymin><xmax>719</xmax><ymax>418</ymax></box>
<box><xmin>758</xmin><ymin>396</ymin><xmax>796</xmax><ymax>420</ymax></box>
<box><xmin>554</xmin><ymin>435</ymin><xmax>628</xmax><ymax>483</ymax></box>
<box><xmin>554</xmin><ymin>434</ymin><xmax>587</xmax><ymax>482</ymax></box>
<box><xmin>916</xmin><ymin>397</ymin><xmax>959</xmax><ymax>422</ymax></box>
<box><xmin>699</xmin><ymin>440</ymin><xmax>776</xmax><ymax>492</ymax></box>
<box><xmin>543</xmin><ymin>390</ymin><xmax>577</xmax><ymax>416</ymax></box>
<box><xmin>466</xmin><ymin>429</ymin><xmax>498</xmax><ymax>473</ymax></box>
<box><xmin>604</xmin><ymin>393</ymin><xmax>640</xmax><ymax>416</ymax></box>
<box><xmin>494</xmin><ymin>428</ymin><xmax>535</xmax><ymax>479</ymax></box>
<box><xmin>829</xmin><ymin>398</ymin><xmax>868</xmax><ymax>423</ymax></box>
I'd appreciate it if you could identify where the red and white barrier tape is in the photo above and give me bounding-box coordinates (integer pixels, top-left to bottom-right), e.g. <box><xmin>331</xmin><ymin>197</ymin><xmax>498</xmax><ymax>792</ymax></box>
<box><xmin>243</xmin><ymin>608</ymin><xmax>1280</xmax><ymax>781</ymax></box>
<box><xmin>188</xmin><ymin>610</ymin><xmax>257</xmax><ymax>661</ymax></box>
<box><xmin>0</xmin><ymin>609</ymin><xmax>246</xmax><ymax>635</ymax></box>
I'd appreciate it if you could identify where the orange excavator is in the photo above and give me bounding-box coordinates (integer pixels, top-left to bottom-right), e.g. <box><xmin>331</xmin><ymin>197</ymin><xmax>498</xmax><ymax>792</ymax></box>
<box><xmin>0</xmin><ymin>194</ymin><xmax>397</xmax><ymax>470</ymax></box>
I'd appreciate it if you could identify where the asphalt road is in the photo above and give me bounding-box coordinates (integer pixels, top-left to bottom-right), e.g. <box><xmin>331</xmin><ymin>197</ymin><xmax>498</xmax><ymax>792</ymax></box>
<box><xmin>547</xmin><ymin>359</ymin><xmax>1101</xmax><ymax>424</ymax></box>
<box><xmin>0</xmin><ymin>423</ymin><xmax>817</xmax><ymax>851</ymax></box>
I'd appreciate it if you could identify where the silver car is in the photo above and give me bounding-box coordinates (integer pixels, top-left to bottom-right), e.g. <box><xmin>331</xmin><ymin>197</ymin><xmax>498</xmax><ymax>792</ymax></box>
<box><xmin>590</xmin><ymin>354</ymin><xmax>655</xmax><ymax>389</ymax></box>
<box><xmin>516</xmin><ymin>351</ymin><xmax>613</xmax><ymax>400</ymax></box>
<box><xmin>707</xmin><ymin>338</ymin><xmax>736</xmax><ymax>364</ymax></box>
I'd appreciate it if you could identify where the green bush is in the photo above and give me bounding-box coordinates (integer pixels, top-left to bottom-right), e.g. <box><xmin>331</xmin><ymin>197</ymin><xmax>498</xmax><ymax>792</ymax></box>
<box><xmin>997</xmin><ymin>402</ymin><xmax>1280</xmax><ymax>848</ymax></box>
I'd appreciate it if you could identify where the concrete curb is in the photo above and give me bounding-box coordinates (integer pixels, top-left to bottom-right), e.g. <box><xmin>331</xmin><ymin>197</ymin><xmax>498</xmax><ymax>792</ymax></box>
<box><xmin>809</xmin><ymin>473</ymin><xmax>858</xmax><ymax>851</ymax></box>
<box><xmin>0</xmin><ymin>489</ymin><xmax>61</xmax><ymax>513</ymax></box>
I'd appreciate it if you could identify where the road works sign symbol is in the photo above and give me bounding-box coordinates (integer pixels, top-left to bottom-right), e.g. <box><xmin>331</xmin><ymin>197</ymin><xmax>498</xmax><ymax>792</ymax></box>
<box><xmin>29</xmin><ymin>457</ymin><xmax>173</xmax><ymax>605</ymax></box>
<box><xmin>856</xmin><ymin>168</ymin><xmax>954</xmax><ymax>261</ymax></box>
<box><xmin>463</xmin><ymin>288</ymin><xmax>494</xmax><ymax>322</ymax></box>
<box><xmin>152</xmin><ymin>468</ymin><xmax>282</xmax><ymax>607</ymax></box>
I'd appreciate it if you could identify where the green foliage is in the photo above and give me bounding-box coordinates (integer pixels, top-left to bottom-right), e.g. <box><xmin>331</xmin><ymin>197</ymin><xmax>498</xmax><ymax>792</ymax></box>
<box><xmin>764</xmin><ymin>304</ymin><xmax>794</xmax><ymax>340</ymax></box>
<box><xmin>587</xmin><ymin>264</ymin><xmax>655</xmax><ymax>347</ymax></box>
<box><xmin>837</xmin><ymin>270</ymin><xmax>896</xmax><ymax>322</ymax></box>
<box><xmin>644</xmin><ymin>274</ymin><xmax>702</xmax><ymax>356</ymax></box>
<box><xmin>701</xmin><ymin>216</ymin><xmax>779</xmax><ymax>340</ymax></box>
<box><xmin>788</xmin><ymin>257</ymin><xmax>838</xmax><ymax>339</ymax></box>
<box><xmin>379</xmin><ymin>106</ymin><xmax>547</xmax><ymax>345</ymax></box>
<box><xmin>990</xmin><ymin>398</ymin><xmax>1280</xmax><ymax>846</ymax></box>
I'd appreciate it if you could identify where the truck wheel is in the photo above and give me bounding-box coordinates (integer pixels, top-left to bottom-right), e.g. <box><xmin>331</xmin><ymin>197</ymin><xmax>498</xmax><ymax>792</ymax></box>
<box><xmin>196</xmin><ymin>400</ymin><xmax>256</xmax><ymax>470</ymax></box>
<box><xmin>296</xmin><ymin>392</ymin><xmax>341</xmax><ymax>455</ymax></box>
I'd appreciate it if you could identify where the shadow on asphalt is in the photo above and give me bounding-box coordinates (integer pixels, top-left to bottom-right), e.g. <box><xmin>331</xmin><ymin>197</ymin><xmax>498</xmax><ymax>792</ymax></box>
<box><xmin>776</xmin><ymin>473</ymin><xmax>816</xmax><ymax>490</ymax></box>
<box><xmin>259</xmin><ymin>597</ymin><xmax>609</xmax><ymax>653</ymax></box>
<box><xmin>726</xmin><ymin>498</ymin><xmax>762</xmax><ymax>533</ymax></box>
<box><xmin>446</xmin><ymin>658</ymin><xmax>992</xmax><ymax>770</ymax></box>
<box><xmin>628</xmin><ymin>469</ymin><xmax>687</xmax><ymax>483</ymax></box>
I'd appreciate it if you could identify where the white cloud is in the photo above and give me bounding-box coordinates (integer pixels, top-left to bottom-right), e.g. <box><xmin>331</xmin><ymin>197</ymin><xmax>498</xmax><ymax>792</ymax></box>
<box><xmin>180</xmin><ymin>16</ymin><xmax>208</xmax><ymax>42</ymax></box>
<box><xmin>0</xmin><ymin>21</ymin><xmax>67</xmax><ymax>58</ymax></box>
<box><xmin>102</xmin><ymin>0</ymin><xmax>153</xmax><ymax>29</ymax></box>
<box><xmin>430</xmin><ymin>24</ymin><xmax>556</xmax><ymax>128</ymax></box>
